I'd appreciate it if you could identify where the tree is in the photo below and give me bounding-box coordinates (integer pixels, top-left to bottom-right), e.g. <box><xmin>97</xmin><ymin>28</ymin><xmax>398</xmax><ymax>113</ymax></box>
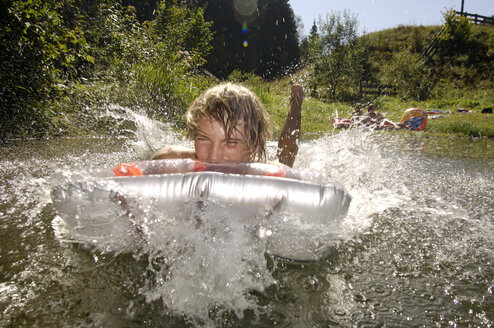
<box><xmin>382</xmin><ymin>52</ymin><xmax>433</xmax><ymax>101</ymax></box>
<box><xmin>256</xmin><ymin>0</ymin><xmax>300</xmax><ymax>78</ymax></box>
<box><xmin>432</xmin><ymin>9</ymin><xmax>492</xmax><ymax>84</ymax></box>
<box><xmin>310</xmin><ymin>10</ymin><xmax>364</xmax><ymax>100</ymax></box>
<box><xmin>121</xmin><ymin>0</ymin><xmax>160</xmax><ymax>22</ymax></box>
<box><xmin>307</xmin><ymin>21</ymin><xmax>322</xmax><ymax>63</ymax></box>
<box><xmin>81</xmin><ymin>0</ymin><xmax>146</xmax><ymax>77</ymax></box>
<box><xmin>437</xmin><ymin>9</ymin><xmax>471</xmax><ymax>59</ymax></box>
<box><xmin>196</xmin><ymin>0</ymin><xmax>300</xmax><ymax>79</ymax></box>
<box><xmin>152</xmin><ymin>0</ymin><xmax>213</xmax><ymax>68</ymax></box>
<box><xmin>0</xmin><ymin>0</ymin><xmax>94</xmax><ymax>137</ymax></box>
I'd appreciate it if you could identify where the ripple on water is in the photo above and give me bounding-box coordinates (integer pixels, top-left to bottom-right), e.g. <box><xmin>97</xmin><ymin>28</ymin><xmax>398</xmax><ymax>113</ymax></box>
<box><xmin>1</xmin><ymin>122</ymin><xmax>493</xmax><ymax>327</ymax></box>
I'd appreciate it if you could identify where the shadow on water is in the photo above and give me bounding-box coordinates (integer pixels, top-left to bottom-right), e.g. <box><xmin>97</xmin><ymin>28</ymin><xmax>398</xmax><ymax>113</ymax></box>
<box><xmin>0</xmin><ymin>105</ymin><xmax>493</xmax><ymax>327</ymax></box>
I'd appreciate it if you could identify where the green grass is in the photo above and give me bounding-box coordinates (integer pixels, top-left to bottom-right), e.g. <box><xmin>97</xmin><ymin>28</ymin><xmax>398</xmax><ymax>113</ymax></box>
<box><xmin>263</xmin><ymin>78</ymin><xmax>494</xmax><ymax>138</ymax></box>
<box><xmin>426</xmin><ymin>113</ymin><xmax>494</xmax><ymax>137</ymax></box>
<box><xmin>49</xmin><ymin>62</ymin><xmax>493</xmax><ymax>140</ymax></box>
<box><xmin>263</xmin><ymin>85</ymin><xmax>348</xmax><ymax>138</ymax></box>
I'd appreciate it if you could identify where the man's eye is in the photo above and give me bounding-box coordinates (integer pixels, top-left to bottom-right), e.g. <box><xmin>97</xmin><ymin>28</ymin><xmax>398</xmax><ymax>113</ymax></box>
<box><xmin>227</xmin><ymin>140</ymin><xmax>238</xmax><ymax>146</ymax></box>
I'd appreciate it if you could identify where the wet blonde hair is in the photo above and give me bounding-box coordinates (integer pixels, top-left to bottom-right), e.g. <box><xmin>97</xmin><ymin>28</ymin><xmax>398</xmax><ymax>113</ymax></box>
<box><xmin>186</xmin><ymin>83</ymin><xmax>272</xmax><ymax>162</ymax></box>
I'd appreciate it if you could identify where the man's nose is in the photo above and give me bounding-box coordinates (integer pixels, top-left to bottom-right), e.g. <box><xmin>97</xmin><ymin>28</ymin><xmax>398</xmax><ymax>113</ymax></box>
<box><xmin>207</xmin><ymin>142</ymin><xmax>223</xmax><ymax>161</ymax></box>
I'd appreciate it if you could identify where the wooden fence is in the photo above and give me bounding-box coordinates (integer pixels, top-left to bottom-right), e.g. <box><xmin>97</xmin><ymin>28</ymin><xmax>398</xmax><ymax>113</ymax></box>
<box><xmin>420</xmin><ymin>11</ymin><xmax>492</xmax><ymax>62</ymax></box>
<box><xmin>419</xmin><ymin>27</ymin><xmax>444</xmax><ymax>62</ymax></box>
<box><xmin>454</xmin><ymin>11</ymin><xmax>494</xmax><ymax>25</ymax></box>
<box><xmin>359</xmin><ymin>81</ymin><xmax>396</xmax><ymax>96</ymax></box>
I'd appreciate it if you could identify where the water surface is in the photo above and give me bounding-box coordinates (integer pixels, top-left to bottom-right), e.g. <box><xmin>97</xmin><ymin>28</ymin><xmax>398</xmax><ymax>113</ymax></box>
<box><xmin>0</xmin><ymin>108</ymin><xmax>493</xmax><ymax>327</ymax></box>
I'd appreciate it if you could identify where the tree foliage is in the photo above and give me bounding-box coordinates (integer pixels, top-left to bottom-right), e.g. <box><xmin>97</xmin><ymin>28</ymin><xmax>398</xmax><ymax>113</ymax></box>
<box><xmin>436</xmin><ymin>10</ymin><xmax>492</xmax><ymax>66</ymax></box>
<box><xmin>256</xmin><ymin>0</ymin><xmax>300</xmax><ymax>78</ymax></box>
<box><xmin>121</xmin><ymin>0</ymin><xmax>160</xmax><ymax>22</ymax></box>
<box><xmin>152</xmin><ymin>0</ymin><xmax>213</xmax><ymax>68</ymax></box>
<box><xmin>437</xmin><ymin>9</ymin><xmax>471</xmax><ymax>57</ymax></box>
<box><xmin>197</xmin><ymin>0</ymin><xmax>300</xmax><ymax>79</ymax></box>
<box><xmin>0</xmin><ymin>0</ymin><xmax>215</xmax><ymax>138</ymax></box>
<box><xmin>81</xmin><ymin>1</ymin><xmax>147</xmax><ymax>77</ymax></box>
<box><xmin>431</xmin><ymin>10</ymin><xmax>493</xmax><ymax>86</ymax></box>
<box><xmin>0</xmin><ymin>0</ymin><xmax>94</xmax><ymax>137</ymax></box>
<box><xmin>381</xmin><ymin>52</ymin><xmax>433</xmax><ymax>101</ymax></box>
<box><xmin>308</xmin><ymin>11</ymin><xmax>366</xmax><ymax>100</ymax></box>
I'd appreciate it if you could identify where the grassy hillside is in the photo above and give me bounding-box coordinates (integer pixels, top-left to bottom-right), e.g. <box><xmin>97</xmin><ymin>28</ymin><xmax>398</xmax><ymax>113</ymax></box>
<box><xmin>258</xmin><ymin>23</ymin><xmax>494</xmax><ymax>138</ymax></box>
<box><xmin>261</xmin><ymin>76</ymin><xmax>494</xmax><ymax>139</ymax></box>
<box><xmin>15</xmin><ymin>22</ymin><xmax>492</xmax><ymax>140</ymax></box>
<box><xmin>361</xmin><ymin>25</ymin><xmax>441</xmax><ymax>78</ymax></box>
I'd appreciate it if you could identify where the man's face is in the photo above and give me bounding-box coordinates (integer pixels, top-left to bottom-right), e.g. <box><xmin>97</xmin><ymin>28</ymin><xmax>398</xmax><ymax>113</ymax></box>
<box><xmin>194</xmin><ymin>115</ymin><xmax>256</xmax><ymax>162</ymax></box>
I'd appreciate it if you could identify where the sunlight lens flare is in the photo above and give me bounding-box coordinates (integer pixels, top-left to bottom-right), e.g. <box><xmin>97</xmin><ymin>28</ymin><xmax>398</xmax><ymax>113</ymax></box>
<box><xmin>233</xmin><ymin>0</ymin><xmax>257</xmax><ymax>24</ymax></box>
<box><xmin>233</xmin><ymin>0</ymin><xmax>257</xmax><ymax>17</ymax></box>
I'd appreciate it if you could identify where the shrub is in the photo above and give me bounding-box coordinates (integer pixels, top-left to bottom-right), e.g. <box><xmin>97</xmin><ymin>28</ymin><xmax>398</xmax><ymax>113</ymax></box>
<box><xmin>308</xmin><ymin>10</ymin><xmax>365</xmax><ymax>101</ymax></box>
<box><xmin>381</xmin><ymin>52</ymin><xmax>434</xmax><ymax>101</ymax></box>
<box><xmin>0</xmin><ymin>0</ymin><xmax>94</xmax><ymax>138</ymax></box>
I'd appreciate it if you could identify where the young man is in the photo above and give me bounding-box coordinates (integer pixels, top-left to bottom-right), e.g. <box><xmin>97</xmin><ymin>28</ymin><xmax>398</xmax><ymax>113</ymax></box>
<box><xmin>363</xmin><ymin>103</ymin><xmax>404</xmax><ymax>130</ymax></box>
<box><xmin>152</xmin><ymin>83</ymin><xmax>304</xmax><ymax>167</ymax></box>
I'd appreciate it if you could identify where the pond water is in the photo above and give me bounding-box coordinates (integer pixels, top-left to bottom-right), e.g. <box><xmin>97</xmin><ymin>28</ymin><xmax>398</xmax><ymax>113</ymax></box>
<box><xmin>1</xmin><ymin>105</ymin><xmax>493</xmax><ymax>327</ymax></box>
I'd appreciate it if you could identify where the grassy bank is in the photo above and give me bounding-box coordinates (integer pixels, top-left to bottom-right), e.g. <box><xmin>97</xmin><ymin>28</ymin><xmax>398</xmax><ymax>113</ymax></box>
<box><xmin>259</xmin><ymin>77</ymin><xmax>494</xmax><ymax>139</ymax></box>
<box><xmin>44</xmin><ymin>71</ymin><xmax>493</xmax><ymax>142</ymax></box>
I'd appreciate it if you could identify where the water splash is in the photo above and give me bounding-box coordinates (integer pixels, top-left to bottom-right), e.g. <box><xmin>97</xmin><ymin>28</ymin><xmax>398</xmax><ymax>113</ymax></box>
<box><xmin>295</xmin><ymin>129</ymin><xmax>414</xmax><ymax>235</ymax></box>
<box><xmin>94</xmin><ymin>104</ymin><xmax>187</xmax><ymax>159</ymax></box>
<box><xmin>137</xmin><ymin>204</ymin><xmax>273</xmax><ymax>325</ymax></box>
<box><xmin>1</xmin><ymin>104</ymin><xmax>493</xmax><ymax>326</ymax></box>
<box><xmin>44</xmin><ymin>117</ymin><xmax>418</xmax><ymax>324</ymax></box>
